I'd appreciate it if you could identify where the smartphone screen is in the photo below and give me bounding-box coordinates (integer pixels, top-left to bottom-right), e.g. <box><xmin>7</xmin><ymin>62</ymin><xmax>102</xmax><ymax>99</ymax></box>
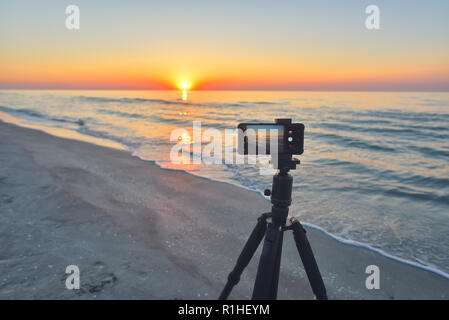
<box><xmin>238</xmin><ymin>124</ymin><xmax>284</xmax><ymax>155</ymax></box>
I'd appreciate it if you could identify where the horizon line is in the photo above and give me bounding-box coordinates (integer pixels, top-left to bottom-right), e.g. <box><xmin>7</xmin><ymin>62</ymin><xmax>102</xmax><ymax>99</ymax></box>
<box><xmin>1</xmin><ymin>87</ymin><xmax>448</xmax><ymax>93</ymax></box>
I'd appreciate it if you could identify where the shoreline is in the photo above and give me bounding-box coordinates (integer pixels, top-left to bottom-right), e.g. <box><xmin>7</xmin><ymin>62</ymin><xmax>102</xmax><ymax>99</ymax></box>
<box><xmin>0</xmin><ymin>111</ymin><xmax>449</xmax><ymax>279</ymax></box>
<box><xmin>154</xmin><ymin>158</ymin><xmax>449</xmax><ymax>281</ymax></box>
<box><xmin>3</xmin><ymin>109</ymin><xmax>448</xmax><ymax>279</ymax></box>
<box><xmin>1</xmin><ymin>119</ymin><xmax>448</xmax><ymax>299</ymax></box>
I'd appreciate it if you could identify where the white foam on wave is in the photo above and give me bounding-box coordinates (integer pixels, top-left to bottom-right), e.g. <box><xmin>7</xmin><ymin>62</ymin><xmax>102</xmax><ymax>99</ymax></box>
<box><xmin>141</xmin><ymin>155</ymin><xmax>449</xmax><ymax>280</ymax></box>
<box><xmin>145</xmin><ymin>157</ymin><xmax>449</xmax><ymax>280</ymax></box>
<box><xmin>299</xmin><ymin>220</ymin><xmax>449</xmax><ymax>280</ymax></box>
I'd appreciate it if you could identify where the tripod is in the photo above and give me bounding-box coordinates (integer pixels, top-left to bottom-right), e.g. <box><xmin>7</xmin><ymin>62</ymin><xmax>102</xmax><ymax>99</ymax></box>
<box><xmin>219</xmin><ymin>155</ymin><xmax>328</xmax><ymax>300</ymax></box>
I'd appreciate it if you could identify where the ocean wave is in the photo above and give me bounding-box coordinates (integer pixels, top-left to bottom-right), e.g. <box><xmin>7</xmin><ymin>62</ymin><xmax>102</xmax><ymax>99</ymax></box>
<box><xmin>408</xmin><ymin>145</ymin><xmax>449</xmax><ymax>160</ymax></box>
<box><xmin>360</xmin><ymin>109</ymin><xmax>449</xmax><ymax>123</ymax></box>
<box><xmin>402</xmin><ymin>96</ymin><xmax>449</xmax><ymax>107</ymax></box>
<box><xmin>97</xmin><ymin>109</ymin><xmax>147</xmax><ymax>119</ymax></box>
<box><xmin>0</xmin><ymin>105</ymin><xmax>85</xmax><ymax>126</ymax></box>
<box><xmin>311</xmin><ymin>157</ymin><xmax>449</xmax><ymax>201</ymax></box>
<box><xmin>97</xmin><ymin>108</ymin><xmax>243</xmax><ymax>128</ymax></box>
<box><xmin>75</xmin><ymin>95</ymin><xmax>270</xmax><ymax>109</ymax></box>
<box><xmin>311</xmin><ymin>131</ymin><xmax>397</xmax><ymax>153</ymax></box>
<box><xmin>399</xmin><ymin>174</ymin><xmax>449</xmax><ymax>189</ymax></box>
<box><xmin>384</xmin><ymin>188</ymin><xmax>449</xmax><ymax>206</ymax></box>
<box><xmin>317</xmin><ymin>183</ymin><xmax>449</xmax><ymax>206</ymax></box>
<box><xmin>320</xmin><ymin>121</ymin><xmax>417</xmax><ymax>135</ymax></box>
<box><xmin>237</xmin><ymin>100</ymin><xmax>278</xmax><ymax>105</ymax></box>
<box><xmin>76</xmin><ymin>95</ymin><xmax>190</xmax><ymax>106</ymax></box>
<box><xmin>76</xmin><ymin>95</ymin><xmax>251</xmax><ymax>109</ymax></box>
<box><xmin>76</xmin><ymin>126</ymin><xmax>136</xmax><ymax>149</ymax></box>
<box><xmin>0</xmin><ymin>105</ymin><xmax>45</xmax><ymax>118</ymax></box>
<box><xmin>316</xmin><ymin>121</ymin><xmax>449</xmax><ymax>148</ymax></box>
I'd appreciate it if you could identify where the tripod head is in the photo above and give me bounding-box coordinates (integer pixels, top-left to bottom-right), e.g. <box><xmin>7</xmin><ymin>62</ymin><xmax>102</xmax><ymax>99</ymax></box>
<box><xmin>276</xmin><ymin>153</ymin><xmax>300</xmax><ymax>173</ymax></box>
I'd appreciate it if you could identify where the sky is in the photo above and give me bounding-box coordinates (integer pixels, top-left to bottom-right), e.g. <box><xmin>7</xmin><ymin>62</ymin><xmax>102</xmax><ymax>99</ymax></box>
<box><xmin>0</xmin><ymin>0</ymin><xmax>448</xmax><ymax>91</ymax></box>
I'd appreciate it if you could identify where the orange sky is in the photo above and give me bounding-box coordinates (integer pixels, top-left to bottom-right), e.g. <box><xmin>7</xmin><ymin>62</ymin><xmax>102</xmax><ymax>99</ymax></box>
<box><xmin>1</xmin><ymin>1</ymin><xmax>448</xmax><ymax>91</ymax></box>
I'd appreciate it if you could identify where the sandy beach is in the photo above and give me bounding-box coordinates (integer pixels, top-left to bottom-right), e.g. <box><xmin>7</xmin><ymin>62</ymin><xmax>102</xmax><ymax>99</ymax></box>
<box><xmin>0</xmin><ymin>120</ymin><xmax>448</xmax><ymax>300</ymax></box>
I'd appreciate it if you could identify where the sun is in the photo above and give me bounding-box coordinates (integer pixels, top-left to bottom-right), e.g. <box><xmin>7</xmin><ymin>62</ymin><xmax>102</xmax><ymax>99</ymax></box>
<box><xmin>178</xmin><ymin>81</ymin><xmax>192</xmax><ymax>91</ymax></box>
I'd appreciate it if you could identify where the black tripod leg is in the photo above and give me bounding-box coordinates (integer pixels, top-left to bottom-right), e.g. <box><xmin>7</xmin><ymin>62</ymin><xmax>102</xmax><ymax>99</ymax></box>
<box><xmin>270</xmin><ymin>229</ymin><xmax>284</xmax><ymax>299</ymax></box>
<box><xmin>219</xmin><ymin>213</ymin><xmax>268</xmax><ymax>300</ymax></box>
<box><xmin>291</xmin><ymin>220</ymin><xmax>328</xmax><ymax>300</ymax></box>
<box><xmin>251</xmin><ymin>222</ymin><xmax>283</xmax><ymax>300</ymax></box>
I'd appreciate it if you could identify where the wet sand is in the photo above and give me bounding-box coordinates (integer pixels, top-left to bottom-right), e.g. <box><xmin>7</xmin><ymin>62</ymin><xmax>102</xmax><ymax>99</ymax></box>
<box><xmin>0</xmin><ymin>121</ymin><xmax>448</xmax><ymax>299</ymax></box>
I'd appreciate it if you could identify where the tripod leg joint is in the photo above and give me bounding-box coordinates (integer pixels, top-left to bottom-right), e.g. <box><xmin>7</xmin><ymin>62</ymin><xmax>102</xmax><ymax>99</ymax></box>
<box><xmin>286</xmin><ymin>217</ymin><xmax>306</xmax><ymax>233</ymax></box>
<box><xmin>258</xmin><ymin>212</ymin><xmax>270</xmax><ymax>222</ymax></box>
<box><xmin>227</xmin><ymin>271</ymin><xmax>241</xmax><ymax>285</ymax></box>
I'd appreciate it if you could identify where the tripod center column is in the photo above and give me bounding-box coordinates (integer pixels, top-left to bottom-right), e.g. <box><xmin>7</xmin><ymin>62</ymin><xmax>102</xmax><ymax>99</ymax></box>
<box><xmin>270</xmin><ymin>171</ymin><xmax>293</xmax><ymax>224</ymax></box>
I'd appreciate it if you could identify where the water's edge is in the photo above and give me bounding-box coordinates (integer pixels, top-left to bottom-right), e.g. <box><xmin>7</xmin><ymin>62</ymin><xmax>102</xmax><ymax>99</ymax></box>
<box><xmin>2</xmin><ymin>111</ymin><xmax>448</xmax><ymax>280</ymax></box>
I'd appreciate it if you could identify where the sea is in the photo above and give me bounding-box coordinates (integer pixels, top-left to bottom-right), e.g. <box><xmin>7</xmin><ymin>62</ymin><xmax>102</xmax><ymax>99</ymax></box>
<box><xmin>0</xmin><ymin>89</ymin><xmax>448</xmax><ymax>277</ymax></box>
